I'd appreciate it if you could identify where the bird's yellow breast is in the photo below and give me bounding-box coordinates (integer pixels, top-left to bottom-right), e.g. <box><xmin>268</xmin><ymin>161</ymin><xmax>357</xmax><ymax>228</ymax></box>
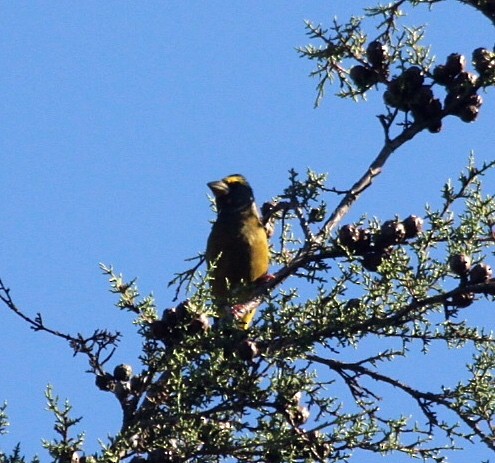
<box><xmin>206</xmin><ymin>210</ymin><xmax>269</xmax><ymax>300</ymax></box>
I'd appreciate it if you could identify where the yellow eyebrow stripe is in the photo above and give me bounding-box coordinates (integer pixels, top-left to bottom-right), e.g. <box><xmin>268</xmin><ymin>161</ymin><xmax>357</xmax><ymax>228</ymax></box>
<box><xmin>223</xmin><ymin>175</ymin><xmax>247</xmax><ymax>185</ymax></box>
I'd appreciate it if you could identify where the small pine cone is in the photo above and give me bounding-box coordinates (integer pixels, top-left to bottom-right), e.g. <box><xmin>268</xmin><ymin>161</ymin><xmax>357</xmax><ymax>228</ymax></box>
<box><xmin>362</xmin><ymin>251</ymin><xmax>385</xmax><ymax>272</ymax></box>
<box><xmin>345</xmin><ymin>298</ymin><xmax>361</xmax><ymax>311</ymax></box>
<box><xmin>411</xmin><ymin>85</ymin><xmax>434</xmax><ymax>107</ymax></box>
<box><xmin>444</xmin><ymin>53</ymin><xmax>466</xmax><ymax>77</ymax></box>
<box><xmin>469</xmin><ymin>263</ymin><xmax>493</xmax><ymax>283</ymax></box>
<box><xmin>150</xmin><ymin>319</ymin><xmax>168</xmax><ymax>340</ymax></box>
<box><xmin>261</xmin><ymin>200</ymin><xmax>277</xmax><ymax>218</ymax></box>
<box><xmin>433</xmin><ymin>64</ymin><xmax>456</xmax><ymax>86</ymax></box>
<box><xmin>458</xmin><ymin>105</ymin><xmax>480</xmax><ymax>123</ymax></box>
<box><xmin>162</xmin><ymin>303</ymin><xmax>189</xmax><ymax>329</ymax></box>
<box><xmin>383</xmin><ymin>88</ymin><xmax>406</xmax><ymax>110</ymax></box>
<box><xmin>465</xmin><ymin>93</ymin><xmax>483</xmax><ymax>108</ymax></box>
<box><xmin>339</xmin><ymin>224</ymin><xmax>361</xmax><ymax>249</ymax></box>
<box><xmin>174</xmin><ymin>300</ymin><xmax>190</xmax><ymax>320</ymax></box>
<box><xmin>402</xmin><ymin>215</ymin><xmax>424</xmax><ymax>239</ymax></box>
<box><xmin>188</xmin><ymin>314</ymin><xmax>211</xmax><ymax>334</ymax></box>
<box><xmin>113</xmin><ymin>364</ymin><xmax>133</xmax><ymax>382</ymax></box>
<box><xmin>472</xmin><ymin>47</ymin><xmax>495</xmax><ymax>77</ymax></box>
<box><xmin>308</xmin><ymin>207</ymin><xmax>326</xmax><ymax>223</ymax></box>
<box><xmin>447</xmin><ymin>92</ymin><xmax>482</xmax><ymax>122</ymax></box>
<box><xmin>237</xmin><ymin>339</ymin><xmax>259</xmax><ymax>361</ymax></box>
<box><xmin>95</xmin><ymin>373</ymin><xmax>116</xmax><ymax>392</ymax></box>
<box><xmin>339</xmin><ymin>225</ymin><xmax>371</xmax><ymax>253</ymax></box>
<box><xmin>377</xmin><ymin>220</ymin><xmax>406</xmax><ymax>247</ymax></box>
<box><xmin>350</xmin><ymin>65</ymin><xmax>378</xmax><ymax>90</ymax></box>
<box><xmin>410</xmin><ymin>87</ymin><xmax>436</xmax><ymax>123</ymax></box>
<box><xmin>130</xmin><ymin>375</ymin><xmax>144</xmax><ymax>393</ymax></box>
<box><xmin>449</xmin><ymin>254</ymin><xmax>472</xmax><ymax>276</ymax></box>
<box><xmin>366</xmin><ymin>40</ymin><xmax>388</xmax><ymax>68</ymax></box>
<box><xmin>290</xmin><ymin>405</ymin><xmax>310</xmax><ymax>427</ymax></box>
<box><xmin>449</xmin><ymin>71</ymin><xmax>478</xmax><ymax>95</ymax></box>
<box><xmin>451</xmin><ymin>292</ymin><xmax>474</xmax><ymax>308</ymax></box>
<box><xmin>427</xmin><ymin>119</ymin><xmax>443</xmax><ymax>133</ymax></box>
<box><xmin>385</xmin><ymin>78</ymin><xmax>410</xmax><ymax>111</ymax></box>
<box><xmin>401</xmin><ymin>66</ymin><xmax>424</xmax><ymax>91</ymax></box>
<box><xmin>356</xmin><ymin>228</ymin><xmax>372</xmax><ymax>253</ymax></box>
<box><xmin>424</xmin><ymin>98</ymin><xmax>443</xmax><ymax>118</ymax></box>
<box><xmin>162</xmin><ymin>308</ymin><xmax>180</xmax><ymax>328</ymax></box>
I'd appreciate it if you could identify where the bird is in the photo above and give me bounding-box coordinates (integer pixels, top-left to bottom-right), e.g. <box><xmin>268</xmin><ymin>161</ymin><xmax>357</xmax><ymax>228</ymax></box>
<box><xmin>206</xmin><ymin>174</ymin><xmax>270</xmax><ymax>329</ymax></box>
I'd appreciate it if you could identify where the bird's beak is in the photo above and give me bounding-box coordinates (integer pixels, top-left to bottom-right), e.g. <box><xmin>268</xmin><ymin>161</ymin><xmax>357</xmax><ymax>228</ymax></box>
<box><xmin>207</xmin><ymin>180</ymin><xmax>229</xmax><ymax>197</ymax></box>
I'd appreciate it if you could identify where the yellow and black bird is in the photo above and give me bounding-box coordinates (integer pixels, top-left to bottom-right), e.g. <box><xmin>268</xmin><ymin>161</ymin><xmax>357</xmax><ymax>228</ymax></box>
<box><xmin>206</xmin><ymin>174</ymin><xmax>269</xmax><ymax>329</ymax></box>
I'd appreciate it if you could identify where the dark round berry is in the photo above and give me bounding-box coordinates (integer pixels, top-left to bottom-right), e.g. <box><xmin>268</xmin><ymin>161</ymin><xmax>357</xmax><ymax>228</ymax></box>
<box><xmin>130</xmin><ymin>375</ymin><xmax>144</xmax><ymax>393</ymax></box>
<box><xmin>427</xmin><ymin>119</ymin><xmax>443</xmax><ymax>133</ymax></box>
<box><xmin>188</xmin><ymin>314</ymin><xmax>211</xmax><ymax>334</ymax></box>
<box><xmin>150</xmin><ymin>320</ymin><xmax>168</xmax><ymax>340</ymax></box>
<box><xmin>291</xmin><ymin>405</ymin><xmax>310</xmax><ymax>427</ymax></box>
<box><xmin>113</xmin><ymin>364</ymin><xmax>133</xmax><ymax>382</ymax></box>
<box><xmin>385</xmin><ymin>78</ymin><xmax>410</xmax><ymax>111</ymax></box>
<box><xmin>449</xmin><ymin>254</ymin><xmax>472</xmax><ymax>276</ymax></box>
<box><xmin>95</xmin><ymin>373</ymin><xmax>116</xmax><ymax>392</ymax></box>
<box><xmin>356</xmin><ymin>228</ymin><xmax>372</xmax><ymax>253</ymax></box>
<box><xmin>366</xmin><ymin>40</ymin><xmax>388</xmax><ymax>68</ymax></box>
<box><xmin>451</xmin><ymin>292</ymin><xmax>474</xmax><ymax>308</ymax></box>
<box><xmin>449</xmin><ymin>71</ymin><xmax>478</xmax><ymax>94</ymax></box>
<box><xmin>465</xmin><ymin>93</ymin><xmax>483</xmax><ymax>108</ymax></box>
<box><xmin>401</xmin><ymin>66</ymin><xmax>424</xmax><ymax>90</ymax></box>
<box><xmin>350</xmin><ymin>65</ymin><xmax>378</xmax><ymax>90</ymax></box>
<box><xmin>444</xmin><ymin>53</ymin><xmax>466</xmax><ymax>76</ymax></box>
<box><xmin>433</xmin><ymin>64</ymin><xmax>456</xmax><ymax>86</ymax></box>
<box><xmin>377</xmin><ymin>220</ymin><xmax>406</xmax><ymax>247</ymax></box>
<box><xmin>339</xmin><ymin>225</ymin><xmax>371</xmax><ymax>253</ymax></box>
<box><xmin>472</xmin><ymin>47</ymin><xmax>495</xmax><ymax>76</ymax></box>
<box><xmin>402</xmin><ymin>215</ymin><xmax>424</xmax><ymax>238</ymax></box>
<box><xmin>411</xmin><ymin>86</ymin><xmax>434</xmax><ymax>107</ymax></box>
<box><xmin>345</xmin><ymin>298</ymin><xmax>361</xmax><ymax>310</ymax></box>
<box><xmin>162</xmin><ymin>307</ymin><xmax>180</xmax><ymax>328</ymax></box>
<box><xmin>383</xmin><ymin>89</ymin><xmax>401</xmax><ymax>108</ymax></box>
<box><xmin>459</xmin><ymin>105</ymin><xmax>479</xmax><ymax>122</ymax></box>
<box><xmin>339</xmin><ymin>224</ymin><xmax>361</xmax><ymax>248</ymax></box>
<box><xmin>237</xmin><ymin>339</ymin><xmax>259</xmax><ymax>361</ymax></box>
<box><xmin>362</xmin><ymin>252</ymin><xmax>384</xmax><ymax>272</ymax></box>
<box><xmin>469</xmin><ymin>263</ymin><xmax>493</xmax><ymax>283</ymax></box>
<box><xmin>308</xmin><ymin>207</ymin><xmax>326</xmax><ymax>223</ymax></box>
<box><xmin>163</xmin><ymin>304</ymin><xmax>190</xmax><ymax>329</ymax></box>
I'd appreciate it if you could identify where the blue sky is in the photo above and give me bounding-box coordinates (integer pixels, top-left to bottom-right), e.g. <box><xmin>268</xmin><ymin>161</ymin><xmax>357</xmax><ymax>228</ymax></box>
<box><xmin>1</xmin><ymin>2</ymin><xmax>494</xmax><ymax>461</ymax></box>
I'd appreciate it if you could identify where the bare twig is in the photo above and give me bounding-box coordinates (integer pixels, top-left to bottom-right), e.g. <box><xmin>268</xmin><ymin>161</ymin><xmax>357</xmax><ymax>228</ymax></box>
<box><xmin>0</xmin><ymin>278</ymin><xmax>120</xmax><ymax>375</ymax></box>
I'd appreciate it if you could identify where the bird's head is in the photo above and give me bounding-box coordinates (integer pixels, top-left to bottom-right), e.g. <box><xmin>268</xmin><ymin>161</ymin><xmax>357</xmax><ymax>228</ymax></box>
<box><xmin>208</xmin><ymin>174</ymin><xmax>255</xmax><ymax>214</ymax></box>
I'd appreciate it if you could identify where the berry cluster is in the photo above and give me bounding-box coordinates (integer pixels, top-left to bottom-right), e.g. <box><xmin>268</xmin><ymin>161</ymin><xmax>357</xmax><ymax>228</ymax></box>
<box><xmin>149</xmin><ymin>301</ymin><xmax>261</xmax><ymax>362</ymax></box>
<box><xmin>275</xmin><ymin>391</ymin><xmax>310</xmax><ymax>428</ymax></box>
<box><xmin>449</xmin><ymin>254</ymin><xmax>493</xmax><ymax>308</ymax></box>
<box><xmin>349</xmin><ymin>40</ymin><xmax>389</xmax><ymax>90</ymax></box>
<box><xmin>338</xmin><ymin>215</ymin><xmax>423</xmax><ymax>272</ymax></box>
<box><xmin>473</xmin><ymin>47</ymin><xmax>495</xmax><ymax>81</ymax></box>
<box><xmin>384</xmin><ymin>66</ymin><xmax>443</xmax><ymax>132</ymax></box>
<box><xmin>150</xmin><ymin>301</ymin><xmax>210</xmax><ymax>347</ymax></box>
<box><xmin>349</xmin><ymin>39</ymin><xmax>495</xmax><ymax>131</ymax></box>
<box><xmin>434</xmin><ymin>53</ymin><xmax>483</xmax><ymax>123</ymax></box>
<box><xmin>95</xmin><ymin>363</ymin><xmax>144</xmax><ymax>399</ymax></box>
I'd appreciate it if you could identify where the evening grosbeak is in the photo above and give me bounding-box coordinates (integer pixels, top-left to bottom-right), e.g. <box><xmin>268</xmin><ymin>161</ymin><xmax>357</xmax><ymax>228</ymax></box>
<box><xmin>206</xmin><ymin>174</ymin><xmax>270</xmax><ymax>329</ymax></box>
